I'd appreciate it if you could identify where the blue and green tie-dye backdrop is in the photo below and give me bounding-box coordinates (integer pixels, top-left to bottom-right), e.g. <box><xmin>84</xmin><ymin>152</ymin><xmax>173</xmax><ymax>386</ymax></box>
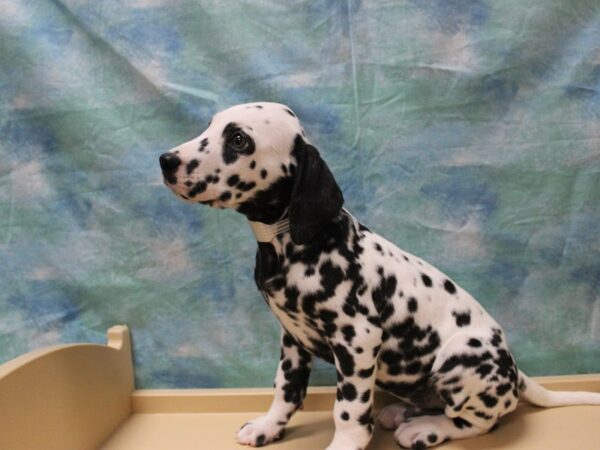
<box><xmin>1</xmin><ymin>0</ymin><xmax>599</xmax><ymax>388</ymax></box>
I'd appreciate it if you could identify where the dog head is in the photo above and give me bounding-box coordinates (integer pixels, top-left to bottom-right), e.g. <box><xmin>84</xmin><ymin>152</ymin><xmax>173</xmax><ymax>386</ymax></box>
<box><xmin>159</xmin><ymin>102</ymin><xmax>343</xmax><ymax>244</ymax></box>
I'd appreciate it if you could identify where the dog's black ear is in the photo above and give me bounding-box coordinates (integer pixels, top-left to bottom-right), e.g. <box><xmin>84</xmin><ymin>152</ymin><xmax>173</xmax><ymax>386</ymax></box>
<box><xmin>289</xmin><ymin>135</ymin><xmax>344</xmax><ymax>245</ymax></box>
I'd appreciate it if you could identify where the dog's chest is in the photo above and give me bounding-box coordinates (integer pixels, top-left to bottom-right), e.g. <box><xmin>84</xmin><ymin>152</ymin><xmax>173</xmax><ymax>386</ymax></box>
<box><xmin>260</xmin><ymin>260</ymin><xmax>354</xmax><ymax>362</ymax></box>
<box><xmin>253</xmin><ymin>223</ymin><xmax>362</xmax><ymax>360</ymax></box>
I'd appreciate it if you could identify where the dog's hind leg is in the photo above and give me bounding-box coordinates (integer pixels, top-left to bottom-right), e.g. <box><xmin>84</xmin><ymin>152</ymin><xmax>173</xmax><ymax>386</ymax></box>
<box><xmin>394</xmin><ymin>331</ymin><xmax>520</xmax><ymax>448</ymax></box>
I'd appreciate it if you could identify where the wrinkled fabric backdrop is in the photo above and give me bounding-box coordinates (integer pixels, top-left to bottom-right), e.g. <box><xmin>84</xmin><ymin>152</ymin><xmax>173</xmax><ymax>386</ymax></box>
<box><xmin>1</xmin><ymin>0</ymin><xmax>599</xmax><ymax>388</ymax></box>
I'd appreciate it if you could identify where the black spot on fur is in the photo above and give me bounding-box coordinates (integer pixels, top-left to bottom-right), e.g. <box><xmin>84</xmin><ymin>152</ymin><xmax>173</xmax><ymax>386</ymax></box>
<box><xmin>360</xmin><ymin>389</ymin><xmax>371</xmax><ymax>403</ymax></box>
<box><xmin>358</xmin><ymin>406</ymin><xmax>372</xmax><ymax>426</ymax></box>
<box><xmin>199</xmin><ymin>138</ymin><xmax>208</xmax><ymax>152</ymax></box>
<box><xmin>427</xmin><ymin>433</ymin><xmax>438</xmax><ymax>444</ymax></box>
<box><xmin>237</xmin><ymin>181</ymin><xmax>256</xmax><ymax>192</ymax></box>
<box><xmin>421</xmin><ymin>274</ymin><xmax>433</xmax><ymax>287</ymax></box>
<box><xmin>442</xmin><ymin>376</ymin><xmax>460</xmax><ymax>385</ymax></box>
<box><xmin>250</xmin><ymin>160</ymin><xmax>256</xmax><ymax>169</ymax></box>
<box><xmin>227</xmin><ymin>174</ymin><xmax>240</xmax><ymax>186</ymax></box>
<box><xmin>475</xmin><ymin>410</ymin><xmax>494</xmax><ymax>420</ymax></box>
<box><xmin>444</xmin><ymin>279</ymin><xmax>457</xmax><ymax>294</ymax></box>
<box><xmin>494</xmin><ymin>348</ymin><xmax>518</xmax><ymax>384</ymax></box>
<box><xmin>341</xmin><ymin>325</ymin><xmax>355</xmax><ymax>344</ymax></box>
<box><xmin>468</xmin><ymin>338</ymin><xmax>482</xmax><ymax>348</ymax></box>
<box><xmin>491</xmin><ymin>329</ymin><xmax>503</xmax><ymax>347</ymax></box>
<box><xmin>358</xmin><ymin>365</ymin><xmax>375</xmax><ymax>378</ymax></box>
<box><xmin>186</xmin><ymin>159</ymin><xmax>199</xmax><ymax>175</ymax></box>
<box><xmin>408</xmin><ymin>297</ymin><xmax>418</xmax><ymax>313</ymax></box>
<box><xmin>496</xmin><ymin>383</ymin><xmax>512</xmax><ymax>396</ymax></box>
<box><xmin>319</xmin><ymin>309</ymin><xmax>338</xmax><ymax>325</ymax></box>
<box><xmin>283</xmin><ymin>286</ymin><xmax>299</xmax><ymax>312</ymax></box>
<box><xmin>260</xmin><ymin>168</ymin><xmax>268</xmax><ymax>179</ymax></box>
<box><xmin>285</xmin><ymin>108</ymin><xmax>296</xmax><ymax>117</ymax></box>
<box><xmin>371</xmin><ymin>272</ymin><xmax>397</xmax><ymax>316</ymax></box>
<box><xmin>453</xmin><ymin>417</ymin><xmax>472</xmax><ymax>429</ymax></box>
<box><xmin>280</xmin><ymin>352</ymin><xmax>312</xmax><ymax>406</ymax></box>
<box><xmin>387</xmin><ymin>317</ymin><xmax>441</xmax><ymax>361</ymax></box>
<box><xmin>320</xmin><ymin>260</ymin><xmax>345</xmax><ymax>294</ymax></box>
<box><xmin>188</xmin><ymin>181</ymin><xmax>207</xmax><ymax>197</ymax></box>
<box><xmin>380</xmin><ymin>303</ymin><xmax>395</xmax><ymax>323</ymax></box>
<box><xmin>333</xmin><ymin>344</ymin><xmax>355</xmax><ymax>377</ymax></box>
<box><xmin>476</xmin><ymin>363</ymin><xmax>494</xmax><ymax>378</ymax></box>
<box><xmin>339</xmin><ymin>383</ymin><xmax>357</xmax><ymax>401</ymax></box>
<box><xmin>478</xmin><ymin>392</ymin><xmax>498</xmax><ymax>408</ymax></box>
<box><xmin>219</xmin><ymin>191</ymin><xmax>232</xmax><ymax>201</ymax></box>
<box><xmin>341</xmin><ymin>411</ymin><xmax>349</xmax><ymax>421</ymax></box>
<box><xmin>453</xmin><ymin>311</ymin><xmax>471</xmax><ymax>327</ymax></box>
<box><xmin>440</xmin><ymin>351</ymin><xmax>493</xmax><ymax>373</ymax></box>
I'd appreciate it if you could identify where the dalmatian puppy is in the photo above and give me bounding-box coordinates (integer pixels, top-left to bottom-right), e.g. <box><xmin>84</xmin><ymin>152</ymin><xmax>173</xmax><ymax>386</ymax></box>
<box><xmin>159</xmin><ymin>102</ymin><xmax>600</xmax><ymax>450</ymax></box>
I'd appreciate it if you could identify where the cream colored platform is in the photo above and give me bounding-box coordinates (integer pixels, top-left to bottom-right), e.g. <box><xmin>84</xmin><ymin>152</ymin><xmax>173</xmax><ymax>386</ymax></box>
<box><xmin>1</xmin><ymin>326</ymin><xmax>599</xmax><ymax>450</ymax></box>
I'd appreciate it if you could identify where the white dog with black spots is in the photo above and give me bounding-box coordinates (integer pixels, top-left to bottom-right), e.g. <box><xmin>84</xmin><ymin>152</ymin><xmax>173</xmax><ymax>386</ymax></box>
<box><xmin>159</xmin><ymin>102</ymin><xmax>600</xmax><ymax>450</ymax></box>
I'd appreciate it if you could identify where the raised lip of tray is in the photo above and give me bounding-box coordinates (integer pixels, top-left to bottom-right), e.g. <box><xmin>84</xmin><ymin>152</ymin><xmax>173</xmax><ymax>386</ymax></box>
<box><xmin>130</xmin><ymin>374</ymin><xmax>600</xmax><ymax>414</ymax></box>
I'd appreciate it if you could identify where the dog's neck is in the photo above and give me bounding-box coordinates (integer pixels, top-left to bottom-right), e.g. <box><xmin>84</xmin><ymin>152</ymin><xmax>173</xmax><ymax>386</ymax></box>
<box><xmin>235</xmin><ymin>176</ymin><xmax>294</xmax><ymax>224</ymax></box>
<box><xmin>248</xmin><ymin>214</ymin><xmax>290</xmax><ymax>243</ymax></box>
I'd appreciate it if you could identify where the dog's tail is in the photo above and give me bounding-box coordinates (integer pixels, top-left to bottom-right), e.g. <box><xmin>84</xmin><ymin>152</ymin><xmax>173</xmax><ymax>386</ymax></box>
<box><xmin>518</xmin><ymin>370</ymin><xmax>600</xmax><ymax>407</ymax></box>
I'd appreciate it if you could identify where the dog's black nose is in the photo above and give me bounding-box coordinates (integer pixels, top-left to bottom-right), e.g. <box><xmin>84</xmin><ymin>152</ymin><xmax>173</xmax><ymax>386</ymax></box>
<box><xmin>159</xmin><ymin>153</ymin><xmax>181</xmax><ymax>173</ymax></box>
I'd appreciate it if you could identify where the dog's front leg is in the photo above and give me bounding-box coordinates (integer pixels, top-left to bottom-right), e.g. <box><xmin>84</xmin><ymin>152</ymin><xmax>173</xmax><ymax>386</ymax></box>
<box><xmin>326</xmin><ymin>325</ymin><xmax>381</xmax><ymax>450</ymax></box>
<box><xmin>236</xmin><ymin>328</ymin><xmax>313</xmax><ymax>447</ymax></box>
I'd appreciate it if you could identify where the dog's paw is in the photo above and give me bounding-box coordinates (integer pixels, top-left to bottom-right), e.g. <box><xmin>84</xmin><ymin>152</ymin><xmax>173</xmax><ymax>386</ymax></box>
<box><xmin>376</xmin><ymin>403</ymin><xmax>409</xmax><ymax>430</ymax></box>
<box><xmin>236</xmin><ymin>415</ymin><xmax>285</xmax><ymax>447</ymax></box>
<box><xmin>325</xmin><ymin>434</ymin><xmax>369</xmax><ymax>450</ymax></box>
<box><xmin>394</xmin><ymin>417</ymin><xmax>443</xmax><ymax>449</ymax></box>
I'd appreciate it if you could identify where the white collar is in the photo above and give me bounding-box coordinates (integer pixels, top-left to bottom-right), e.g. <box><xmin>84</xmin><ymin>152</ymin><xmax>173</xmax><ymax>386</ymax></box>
<box><xmin>248</xmin><ymin>215</ymin><xmax>290</xmax><ymax>243</ymax></box>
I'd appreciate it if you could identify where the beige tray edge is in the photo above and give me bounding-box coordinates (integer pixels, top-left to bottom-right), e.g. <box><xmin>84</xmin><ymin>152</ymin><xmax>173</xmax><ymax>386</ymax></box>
<box><xmin>131</xmin><ymin>374</ymin><xmax>600</xmax><ymax>414</ymax></box>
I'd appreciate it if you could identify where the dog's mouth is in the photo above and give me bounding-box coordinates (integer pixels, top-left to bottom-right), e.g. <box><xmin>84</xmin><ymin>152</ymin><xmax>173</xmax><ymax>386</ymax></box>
<box><xmin>162</xmin><ymin>177</ymin><xmax>231</xmax><ymax>209</ymax></box>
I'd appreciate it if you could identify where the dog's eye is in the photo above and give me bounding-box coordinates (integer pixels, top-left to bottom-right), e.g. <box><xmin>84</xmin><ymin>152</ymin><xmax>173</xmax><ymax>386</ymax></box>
<box><xmin>231</xmin><ymin>132</ymin><xmax>247</xmax><ymax>149</ymax></box>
